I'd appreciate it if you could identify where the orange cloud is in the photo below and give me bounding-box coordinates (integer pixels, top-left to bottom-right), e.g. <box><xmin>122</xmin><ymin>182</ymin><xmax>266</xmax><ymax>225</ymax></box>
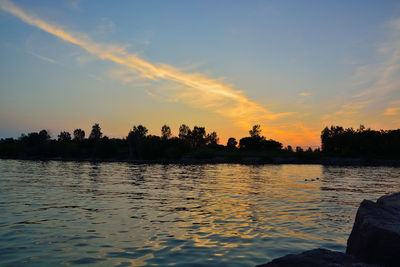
<box><xmin>384</xmin><ymin>100</ymin><xmax>400</xmax><ymax>115</ymax></box>
<box><xmin>298</xmin><ymin>92</ymin><xmax>310</xmax><ymax>97</ymax></box>
<box><xmin>0</xmin><ymin>0</ymin><xmax>292</xmax><ymax>130</ymax></box>
<box><xmin>384</xmin><ymin>107</ymin><xmax>400</xmax><ymax>115</ymax></box>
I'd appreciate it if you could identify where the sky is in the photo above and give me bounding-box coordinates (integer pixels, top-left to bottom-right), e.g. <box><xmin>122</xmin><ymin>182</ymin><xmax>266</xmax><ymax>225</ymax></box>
<box><xmin>0</xmin><ymin>0</ymin><xmax>399</xmax><ymax>147</ymax></box>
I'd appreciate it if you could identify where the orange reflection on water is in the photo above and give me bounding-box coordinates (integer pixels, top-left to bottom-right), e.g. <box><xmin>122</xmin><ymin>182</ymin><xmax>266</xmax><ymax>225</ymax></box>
<box><xmin>3</xmin><ymin>160</ymin><xmax>398</xmax><ymax>266</ymax></box>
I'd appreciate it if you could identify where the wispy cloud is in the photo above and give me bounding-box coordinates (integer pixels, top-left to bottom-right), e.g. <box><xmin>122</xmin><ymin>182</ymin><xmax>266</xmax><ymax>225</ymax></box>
<box><xmin>352</xmin><ymin>18</ymin><xmax>400</xmax><ymax>100</ymax></box>
<box><xmin>384</xmin><ymin>99</ymin><xmax>400</xmax><ymax>116</ymax></box>
<box><xmin>66</xmin><ymin>0</ymin><xmax>82</xmax><ymax>11</ymax></box>
<box><xmin>26</xmin><ymin>50</ymin><xmax>57</xmax><ymax>64</ymax></box>
<box><xmin>0</xmin><ymin>0</ymin><xmax>292</xmax><ymax>129</ymax></box>
<box><xmin>298</xmin><ymin>92</ymin><xmax>310</xmax><ymax>97</ymax></box>
<box><xmin>107</xmin><ymin>68</ymin><xmax>146</xmax><ymax>84</ymax></box>
<box><xmin>319</xmin><ymin>100</ymin><xmax>371</xmax><ymax>123</ymax></box>
<box><xmin>325</xmin><ymin>16</ymin><xmax>400</xmax><ymax>123</ymax></box>
<box><xmin>96</xmin><ymin>17</ymin><xmax>115</xmax><ymax>36</ymax></box>
<box><xmin>333</xmin><ymin>101</ymin><xmax>371</xmax><ymax>116</ymax></box>
<box><xmin>24</xmin><ymin>32</ymin><xmax>58</xmax><ymax>64</ymax></box>
<box><xmin>384</xmin><ymin>107</ymin><xmax>400</xmax><ymax>115</ymax></box>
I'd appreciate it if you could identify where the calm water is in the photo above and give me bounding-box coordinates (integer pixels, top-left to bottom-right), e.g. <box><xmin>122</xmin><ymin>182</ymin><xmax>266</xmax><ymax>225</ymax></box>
<box><xmin>0</xmin><ymin>160</ymin><xmax>399</xmax><ymax>266</ymax></box>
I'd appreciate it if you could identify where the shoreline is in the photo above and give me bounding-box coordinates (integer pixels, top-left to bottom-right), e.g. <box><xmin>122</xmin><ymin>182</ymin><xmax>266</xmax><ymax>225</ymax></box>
<box><xmin>1</xmin><ymin>156</ymin><xmax>399</xmax><ymax>167</ymax></box>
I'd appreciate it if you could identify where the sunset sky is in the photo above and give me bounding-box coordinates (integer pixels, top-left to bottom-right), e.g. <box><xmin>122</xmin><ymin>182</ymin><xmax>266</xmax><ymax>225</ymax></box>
<box><xmin>0</xmin><ymin>0</ymin><xmax>399</xmax><ymax>147</ymax></box>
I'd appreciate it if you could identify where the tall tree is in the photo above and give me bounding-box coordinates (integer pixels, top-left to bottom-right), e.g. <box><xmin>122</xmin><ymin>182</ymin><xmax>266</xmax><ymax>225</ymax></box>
<box><xmin>127</xmin><ymin>125</ymin><xmax>148</xmax><ymax>158</ymax></box>
<box><xmin>89</xmin><ymin>123</ymin><xmax>102</xmax><ymax>140</ymax></box>
<box><xmin>128</xmin><ymin>125</ymin><xmax>148</xmax><ymax>139</ymax></box>
<box><xmin>58</xmin><ymin>131</ymin><xmax>71</xmax><ymax>142</ymax></box>
<box><xmin>227</xmin><ymin>137</ymin><xmax>237</xmax><ymax>149</ymax></box>
<box><xmin>190</xmin><ymin>126</ymin><xmax>206</xmax><ymax>148</ymax></box>
<box><xmin>249</xmin><ymin>125</ymin><xmax>262</xmax><ymax>138</ymax></box>
<box><xmin>38</xmin><ymin>130</ymin><xmax>51</xmax><ymax>142</ymax></box>
<box><xmin>73</xmin><ymin>129</ymin><xmax>85</xmax><ymax>141</ymax></box>
<box><xmin>179</xmin><ymin>124</ymin><xmax>190</xmax><ymax>139</ymax></box>
<box><xmin>206</xmin><ymin>131</ymin><xmax>219</xmax><ymax>146</ymax></box>
<box><xmin>161</xmin><ymin>125</ymin><xmax>172</xmax><ymax>140</ymax></box>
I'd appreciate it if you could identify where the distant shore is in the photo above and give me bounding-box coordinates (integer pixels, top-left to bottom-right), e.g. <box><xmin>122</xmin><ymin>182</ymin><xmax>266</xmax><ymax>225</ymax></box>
<box><xmin>1</xmin><ymin>156</ymin><xmax>399</xmax><ymax>167</ymax></box>
<box><xmin>2</xmin><ymin>124</ymin><xmax>399</xmax><ymax>167</ymax></box>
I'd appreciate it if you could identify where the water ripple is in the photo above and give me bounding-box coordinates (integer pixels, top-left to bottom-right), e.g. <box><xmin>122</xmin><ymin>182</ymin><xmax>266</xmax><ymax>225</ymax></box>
<box><xmin>0</xmin><ymin>160</ymin><xmax>399</xmax><ymax>266</ymax></box>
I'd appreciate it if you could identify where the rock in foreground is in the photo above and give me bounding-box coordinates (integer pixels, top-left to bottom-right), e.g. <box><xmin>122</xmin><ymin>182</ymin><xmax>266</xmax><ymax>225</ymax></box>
<box><xmin>346</xmin><ymin>192</ymin><xmax>400</xmax><ymax>266</ymax></box>
<box><xmin>256</xmin><ymin>248</ymin><xmax>377</xmax><ymax>267</ymax></box>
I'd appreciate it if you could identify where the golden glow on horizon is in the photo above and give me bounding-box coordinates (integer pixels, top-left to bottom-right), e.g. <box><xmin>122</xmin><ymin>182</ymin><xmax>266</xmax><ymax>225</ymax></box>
<box><xmin>1</xmin><ymin>0</ymin><xmax>399</xmax><ymax>147</ymax></box>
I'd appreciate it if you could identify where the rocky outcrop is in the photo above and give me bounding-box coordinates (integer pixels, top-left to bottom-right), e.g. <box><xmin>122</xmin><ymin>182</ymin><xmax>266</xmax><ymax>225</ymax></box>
<box><xmin>255</xmin><ymin>248</ymin><xmax>378</xmax><ymax>267</ymax></box>
<box><xmin>257</xmin><ymin>192</ymin><xmax>400</xmax><ymax>267</ymax></box>
<box><xmin>346</xmin><ymin>192</ymin><xmax>400</xmax><ymax>266</ymax></box>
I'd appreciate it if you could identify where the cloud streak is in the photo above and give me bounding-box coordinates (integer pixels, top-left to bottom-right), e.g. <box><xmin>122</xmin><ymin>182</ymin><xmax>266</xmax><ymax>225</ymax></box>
<box><xmin>0</xmin><ymin>0</ymin><xmax>291</xmax><ymax>129</ymax></box>
<box><xmin>384</xmin><ymin>100</ymin><xmax>400</xmax><ymax>116</ymax></box>
<box><xmin>352</xmin><ymin>18</ymin><xmax>400</xmax><ymax>100</ymax></box>
<box><xmin>298</xmin><ymin>92</ymin><xmax>310</xmax><ymax>97</ymax></box>
<box><xmin>26</xmin><ymin>50</ymin><xmax>57</xmax><ymax>64</ymax></box>
<box><xmin>323</xmin><ymin>16</ymin><xmax>400</xmax><ymax>125</ymax></box>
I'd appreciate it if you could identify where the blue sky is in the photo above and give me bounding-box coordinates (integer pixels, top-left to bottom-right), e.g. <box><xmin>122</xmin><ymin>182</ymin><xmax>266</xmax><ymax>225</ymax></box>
<box><xmin>0</xmin><ymin>0</ymin><xmax>399</xmax><ymax>146</ymax></box>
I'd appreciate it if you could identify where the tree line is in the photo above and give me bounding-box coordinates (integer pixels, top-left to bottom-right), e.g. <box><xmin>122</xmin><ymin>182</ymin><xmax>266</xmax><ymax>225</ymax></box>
<box><xmin>0</xmin><ymin>123</ymin><xmax>398</xmax><ymax>160</ymax></box>
<box><xmin>0</xmin><ymin>124</ymin><xmax>288</xmax><ymax>160</ymax></box>
<box><xmin>321</xmin><ymin>125</ymin><xmax>400</xmax><ymax>158</ymax></box>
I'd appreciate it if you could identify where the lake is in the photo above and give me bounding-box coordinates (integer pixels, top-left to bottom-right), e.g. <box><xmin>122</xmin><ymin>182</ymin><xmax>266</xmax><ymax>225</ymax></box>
<box><xmin>0</xmin><ymin>160</ymin><xmax>399</xmax><ymax>266</ymax></box>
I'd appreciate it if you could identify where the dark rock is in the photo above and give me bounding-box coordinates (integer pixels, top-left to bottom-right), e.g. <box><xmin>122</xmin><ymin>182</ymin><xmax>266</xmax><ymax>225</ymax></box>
<box><xmin>256</xmin><ymin>248</ymin><xmax>378</xmax><ymax>267</ymax></box>
<box><xmin>257</xmin><ymin>192</ymin><xmax>400</xmax><ymax>267</ymax></box>
<box><xmin>346</xmin><ymin>192</ymin><xmax>400</xmax><ymax>266</ymax></box>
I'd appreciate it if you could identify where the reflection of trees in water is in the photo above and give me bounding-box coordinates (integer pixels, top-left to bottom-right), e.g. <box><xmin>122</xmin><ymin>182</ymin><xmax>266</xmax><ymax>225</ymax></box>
<box><xmin>88</xmin><ymin>163</ymin><xmax>101</xmax><ymax>180</ymax></box>
<box><xmin>82</xmin><ymin>162</ymin><xmax>102</xmax><ymax>196</ymax></box>
<box><xmin>127</xmin><ymin>165</ymin><xmax>147</xmax><ymax>186</ymax></box>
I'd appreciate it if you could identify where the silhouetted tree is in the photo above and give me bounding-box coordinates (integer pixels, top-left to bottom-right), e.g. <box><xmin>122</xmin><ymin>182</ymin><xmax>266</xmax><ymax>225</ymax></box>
<box><xmin>19</xmin><ymin>130</ymin><xmax>50</xmax><ymax>146</ymax></box>
<box><xmin>127</xmin><ymin>125</ymin><xmax>148</xmax><ymax>158</ymax></box>
<box><xmin>249</xmin><ymin>125</ymin><xmax>262</xmax><ymax>138</ymax></box>
<box><xmin>239</xmin><ymin>129</ymin><xmax>282</xmax><ymax>151</ymax></box>
<box><xmin>2</xmin><ymin>122</ymin><xmax>398</xmax><ymax>161</ymax></box>
<box><xmin>129</xmin><ymin>125</ymin><xmax>148</xmax><ymax>139</ymax></box>
<box><xmin>73</xmin><ymin>129</ymin><xmax>85</xmax><ymax>141</ymax></box>
<box><xmin>140</xmin><ymin>135</ymin><xmax>163</xmax><ymax>159</ymax></box>
<box><xmin>320</xmin><ymin>124</ymin><xmax>400</xmax><ymax>157</ymax></box>
<box><xmin>14</xmin><ymin>130</ymin><xmax>52</xmax><ymax>157</ymax></box>
<box><xmin>240</xmin><ymin>125</ymin><xmax>265</xmax><ymax>150</ymax></box>
<box><xmin>58</xmin><ymin>131</ymin><xmax>71</xmax><ymax>142</ymax></box>
<box><xmin>190</xmin><ymin>126</ymin><xmax>206</xmax><ymax>148</ymax></box>
<box><xmin>263</xmin><ymin>139</ymin><xmax>283</xmax><ymax>150</ymax></box>
<box><xmin>89</xmin><ymin>123</ymin><xmax>102</xmax><ymax>140</ymax></box>
<box><xmin>39</xmin><ymin>130</ymin><xmax>51</xmax><ymax>142</ymax></box>
<box><xmin>161</xmin><ymin>125</ymin><xmax>172</xmax><ymax>140</ymax></box>
<box><xmin>227</xmin><ymin>137</ymin><xmax>237</xmax><ymax>149</ymax></box>
<box><xmin>179</xmin><ymin>124</ymin><xmax>190</xmax><ymax>139</ymax></box>
<box><xmin>206</xmin><ymin>131</ymin><xmax>219</xmax><ymax>146</ymax></box>
<box><xmin>239</xmin><ymin>137</ymin><xmax>258</xmax><ymax>150</ymax></box>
